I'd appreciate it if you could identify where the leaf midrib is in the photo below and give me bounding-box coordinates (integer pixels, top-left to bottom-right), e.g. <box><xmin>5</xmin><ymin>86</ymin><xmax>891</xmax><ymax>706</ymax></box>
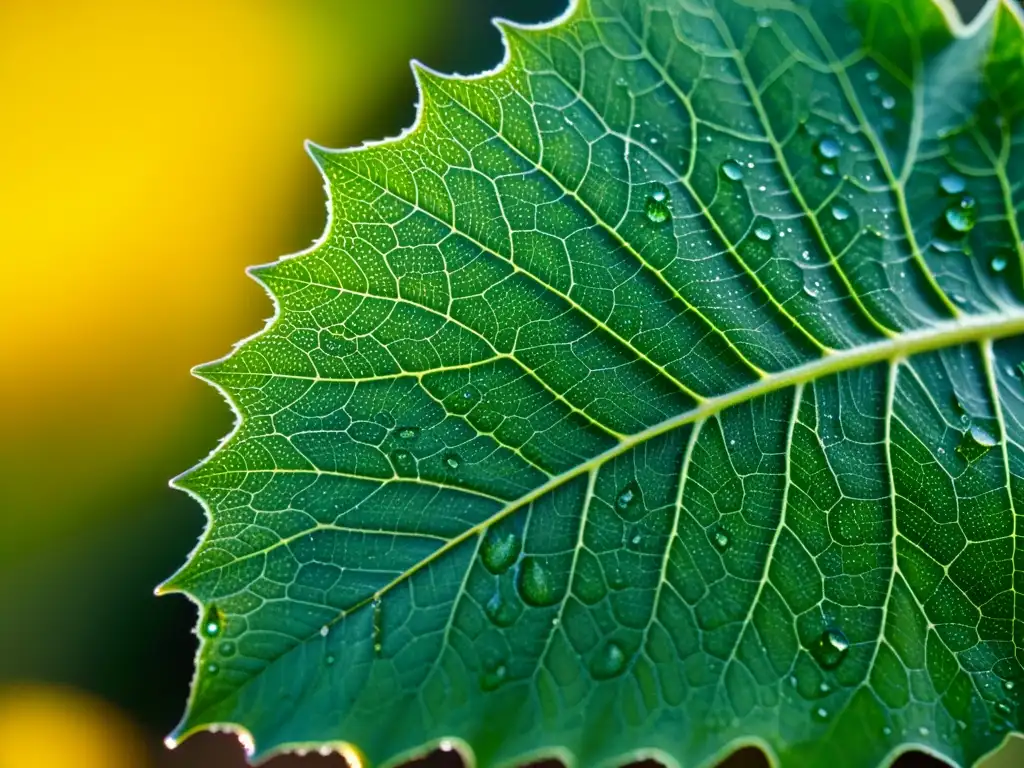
<box><xmin>328</xmin><ymin>308</ymin><xmax>1024</xmax><ymax>626</ymax></box>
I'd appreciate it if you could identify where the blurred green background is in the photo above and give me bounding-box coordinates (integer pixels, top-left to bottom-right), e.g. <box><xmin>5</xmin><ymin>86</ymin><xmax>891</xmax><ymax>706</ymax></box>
<box><xmin>0</xmin><ymin>0</ymin><xmax>1017</xmax><ymax>767</ymax></box>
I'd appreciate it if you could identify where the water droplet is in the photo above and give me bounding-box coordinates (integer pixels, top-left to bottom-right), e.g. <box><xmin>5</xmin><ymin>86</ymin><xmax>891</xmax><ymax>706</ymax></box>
<box><xmin>992</xmin><ymin>255</ymin><xmax>1008</xmax><ymax>273</ymax></box>
<box><xmin>866</xmin><ymin>68</ymin><xmax>880</xmax><ymax>83</ymax></box>
<box><xmin>831</xmin><ymin>203</ymin><xmax>851</xmax><ymax>221</ymax></box>
<box><xmin>813</xmin><ymin>707</ymin><xmax>830</xmax><ymax>722</ymax></box>
<box><xmin>819</xmin><ymin>681</ymin><xmax>832</xmax><ymax>694</ymax></box>
<box><xmin>996</xmin><ymin>701</ymin><xmax>1012</xmax><ymax>716</ymax></box>
<box><xmin>645</xmin><ymin>185</ymin><xmax>671</xmax><ymax>224</ymax></box>
<box><xmin>517</xmin><ymin>557</ymin><xmax>560</xmax><ymax>607</ymax></box>
<box><xmin>219</xmin><ymin>641</ymin><xmax>236</xmax><ymax>657</ymax></box>
<box><xmin>480</xmin><ymin>662</ymin><xmax>508</xmax><ymax>691</ymax></box>
<box><xmin>956</xmin><ymin>719</ymin><xmax>967</xmax><ymax>730</ymax></box>
<box><xmin>397</xmin><ymin>426</ymin><xmax>420</xmax><ymax>441</ymax></box>
<box><xmin>815</xmin><ymin>136</ymin><xmax>842</xmax><ymax>160</ymax></box>
<box><xmin>390</xmin><ymin>449</ymin><xmax>414</xmax><ymax>469</ymax></box>
<box><xmin>325</xmin><ymin>654</ymin><xmax>336</xmax><ymax>666</ymax></box>
<box><xmin>319</xmin><ymin>625</ymin><xmax>329</xmax><ymax>638</ymax></box>
<box><xmin>712</xmin><ymin>526</ymin><xmax>731</xmax><ymax>551</ymax></box>
<box><xmin>957</xmin><ymin>424</ymin><xmax>997</xmax><ymax>463</ymax></box>
<box><xmin>754</xmin><ymin>223</ymin><xmax>774</xmax><ymax>241</ymax></box>
<box><xmin>1005</xmin><ymin>680</ymin><xmax>1016</xmax><ymax>691</ymax></box>
<box><xmin>485</xmin><ymin>592</ymin><xmax>518</xmax><ymax>627</ymax></box>
<box><xmin>372</xmin><ymin>596</ymin><xmax>383</xmax><ymax>654</ymax></box>
<box><xmin>443</xmin><ymin>452</ymin><xmax>461</xmax><ymax>470</ymax></box>
<box><xmin>820</xmin><ymin>162</ymin><xmax>837</xmax><ymax>177</ymax></box>
<box><xmin>881</xmin><ymin>93</ymin><xmax>896</xmax><ymax>110</ymax></box>
<box><xmin>721</xmin><ymin>160</ymin><xmax>745</xmax><ymax>181</ymax></box>
<box><xmin>615</xmin><ymin>480</ymin><xmax>643</xmax><ymax>521</ymax></box>
<box><xmin>202</xmin><ymin>606</ymin><xmax>223</xmax><ymax>638</ymax></box>
<box><xmin>811</xmin><ymin>627</ymin><xmax>850</xmax><ymax>669</ymax></box>
<box><xmin>882</xmin><ymin>726</ymin><xmax>893</xmax><ymax>736</ymax></box>
<box><xmin>939</xmin><ymin>173</ymin><xmax>966</xmax><ymax>195</ymax></box>
<box><xmin>918</xmin><ymin>726</ymin><xmax>930</xmax><ymax>737</ymax></box>
<box><xmin>630</xmin><ymin>531</ymin><xmax>642</xmax><ymax>546</ymax></box>
<box><xmin>944</xmin><ymin>195</ymin><xmax>977</xmax><ymax>234</ymax></box>
<box><xmin>756</xmin><ymin>13</ymin><xmax>773</xmax><ymax>27</ymax></box>
<box><xmin>590</xmin><ymin>641</ymin><xmax>628</xmax><ymax>679</ymax></box>
<box><xmin>206</xmin><ymin>662</ymin><xmax>220</xmax><ymax>676</ymax></box>
<box><xmin>480</xmin><ymin>527</ymin><xmax>521</xmax><ymax>574</ymax></box>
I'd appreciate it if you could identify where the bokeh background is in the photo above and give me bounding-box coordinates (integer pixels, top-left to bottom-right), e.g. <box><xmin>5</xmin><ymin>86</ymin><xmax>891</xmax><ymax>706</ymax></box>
<box><xmin>0</xmin><ymin>0</ymin><xmax>1017</xmax><ymax>767</ymax></box>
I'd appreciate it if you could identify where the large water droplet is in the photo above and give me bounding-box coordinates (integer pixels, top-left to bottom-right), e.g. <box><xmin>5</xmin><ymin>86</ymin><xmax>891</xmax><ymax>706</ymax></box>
<box><xmin>480</xmin><ymin>662</ymin><xmax>508</xmax><ymax>691</ymax></box>
<box><xmin>958</xmin><ymin>424</ymin><xmax>997</xmax><ymax>462</ymax></box>
<box><xmin>830</xmin><ymin>203</ymin><xmax>851</xmax><ymax>221</ymax></box>
<box><xmin>202</xmin><ymin>606</ymin><xmax>223</xmax><ymax>638</ymax></box>
<box><xmin>811</xmin><ymin>627</ymin><xmax>850</xmax><ymax>669</ymax></box>
<box><xmin>754</xmin><ymin>223</ymin><xmax>774</xmax><ymax>241</ymax></box>
<box><xmin>880</xmin><ymin>93</ymin><xmax>896</xmax><ymax>110</ymax></box>
<box><xmin>939</xmin><ymin>173</ymin><xmax>966</xmax><ymax>195</ymax></box>
<box><xmin>485</xmin><ymin>591</ymin><xmax>518</xmax><ymax>627</ymax></box>
<box><xmin>443</xmin><ymin>452</ymin><xmax>461</xmax><ymax>470</ymax></box>
<box><xmin>644</xmin><ymin>185</ymin><xmax>671</xmax><ymax>224</ymax></box>
<box><xmin>721</xmin><ymin>160</ymin><xmax>745</xmax><ymax>181</ymax></box>
<box><xmin>992</xmin><ymin>255</ymin><xmax>1008</xmax><ymax>273</ymax></box>
<box><xmin>815</xmin><ymin>136</ymin><xmax>842</xmax><ymax>160</ymax></box>
<box><xmin>590</xmin><ymin>641</ymin><xmax>628</xmax><ymax>679</ymax></box>
<box><xmin>396</xmin><ymin>426</ymin><xmax>420</xmax><ymax>441</ymax></box>
<box><xmin>944</xmin><ymin>195</ymin><xmax>977</xmax><ymax>234</ymax></box>
<box><xmin>480</xmin><ymin>527</ymin><xmax>521</xmax><ymax>574</ymax></box>
<box><xmin>517</xmin><ymin>557</ymin><xmax>560</xmax><ymax>607</ymax></box>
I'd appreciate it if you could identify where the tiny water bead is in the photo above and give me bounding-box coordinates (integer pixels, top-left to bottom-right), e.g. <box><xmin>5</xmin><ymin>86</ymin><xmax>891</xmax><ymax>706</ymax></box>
<box><xmin>615</xmin><ymin>480</ymin><xmax>644</xmax><ymax>521</ymax></box>
<box><xmin>721</xmin><ymin>159</ymin><xmax>745</xmax><ymax>181</ymax></box>
<box><xmin>443</xmin><ymin>452</ymin><xmax>461</xmax><ymax>470</ymax></box>
<box><xmin>325</xmin><ymin>654</ymin><xmax>336</xmax><ymax>666</ymax></box>
<box><xmin>590</xmin><ymin>641</ymin><xmax>628</xmax><ymax>680</ymax></box>
<box><xmin>711</xmin><ymin>525</ymin><xmax>731</xmax><ymax>551</ymax></box>
<box><xmin>880</xmin><ymin>93</ymin><xmax>896</xmax><ymax>110</ymax></box>
<box><xmin>957</xmin><ymin>424</ymin><xmax>997</xmax><ymax>463</ymax></box>
<box><xmin>992</xmin><ymin>255</ymin><xmax>1008</xmax><ymax>273</ymax></box>
<box><xmin>754</xmin><ymin>223</ymin><xmax>774</xmax><ymax>241</ymax></box>
<box><xmin>480</xmin><ymin>528</ymin><xmax>521</xmax><ymax>574</ymax></box>
<box><xmin>830</xmin><ymin>203</ymin><xmax>851</xmax><ymax>221</ymax></box>
<box><xmin>219</xmin><ymin>641</ymin><xmax>236</xmax><ymax>657</ymax></box>
<box><xmin>517</xmin><ymin>557</ymin><xmax>560</xmax><ymax>607</ymax></box>
<box><xmin>206</xmin><ymin>662</ymin><xmax>220</xmax><ymax>676</ymax></box>
<box><xmin>485</xmin><ymin>592</ymin><xmax>518</xmax><ymax>628</ymax></box>
<box><xmin>644</xmin><ymin>185</ymin><xmax>672</xmax><ymax>224</ymax></box>
<box><xmin>202</xmin><ymin>606</ymin><xmax>223</xmax><ymax>638</ymax></box>
<box><xmin>939</xmin><ymin>173</ymin><xmax>966</xmax><ymax>195</ymax></box>
<box><xmin>372</xmin><ymin>596</ymin><xmax>384</xmax><ymax>654</ymax></box>
<box><xmin>944</xmin><ymin>195</ymin><xmax>977</xmax><ymax>234</ymax></box>
<box><xmin>813</xmin><ymin>707</ymin><xmax>830</xmax><ymax>723</ymax></box>
<box><xmin>811</xmin><ymin>627</ymin><xmax>850</xmax><ymax>669</ymax></box>
<box><xmin>397</xmin><ymin>426</ymin><xmax>420</xmax><ymax>441</ymax></box>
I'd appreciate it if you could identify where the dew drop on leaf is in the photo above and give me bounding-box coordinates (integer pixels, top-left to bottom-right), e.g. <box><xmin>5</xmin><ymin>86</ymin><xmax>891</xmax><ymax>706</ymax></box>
<box><xmin>372</xmin><ymin>596</ymin><xmax>383</xmax><ymax>654</ymax></box>
<box><xmin>325</xmin><ymin>654</ymin><xmax>336</xmax><ymax>666</ymax></box>
<box><xmin>991</xmin><ymin>255</ymin><xmax>1008</xmax><ymax>273</ymax></box>
<box><xmin>397</xmin><ymin>426</ymin><xmax>420</xmax><ymax>440</ymax></box>
<box><xmin>712</xmin><ymin>525</ymin><xmax>731</xmax><ymax>551</ymax></box>
<box><xmin>957</xmin><ymin>424</ymin><xmax>997</xmax><ymax>462</ymax></box>
<box><xmin>219</xmin><ymin>641</ymin><xmax>236</xmax><ymax>657</ymax></box>
<box><xmin>207</xmin><ymin>662</ymin><xmax>220</xmax><ymax>675</ymax></box>
<box><xmin>811</xmin><ymin>627</ymin><xmax>850</xmax><ymax>669</ymax></box>
<box><xmin>866</xmin><ymin>68</ymin><xmax>880</xmax><ymax>82</ymax></box>
<box><xmin>754</xmin><ymin>223</ymin><xmax>774</xmax><ymax>241</ymax></box>
<box><xmin>202</xmin><ymin>606</ymin><xmax>223</xmax><ymax>638</ymax></box>
<box><xmin>996</xmin><ymin>701</ymin><xmax>1012</xmax><ymax>716</ymax></box>
<box><xmin>813</xmin><ymin>707</ymin><xmax>830</xmax><ymax>722</ymax></box>
<box><xmin>590</xmin><ymin>641</ymin><xmax>628</xmax><ymax>679</ymax></box>
<box><xmin>939</xmin><ymin>173</ymin><xmax>966</xmax><ymax>195</ymax></box>
<box><xmin>880</xmin><ymin>93</ymin><xmax>895</xmax><ymax>110</ymax></box>
<box><xmin>480</xmin><ymin>662</ymin><xmax>508</xmax><ymax>691</ymax></box>
<box><xmin>517</xmin><ymin>557</ymin><xmax>559</xmax><ymax>607</ymax></box>
<box><xmin>944</xmin><ymin>195</ymin><xmax>977</xmax><ymax>233</ymax></box>
<box><xmin>815</xmin><ymin>136</ymin><xmax>842</xmax><ymax>160</ymax></box>
<box><xmin>443</xmin><ymin>452</ymin><xmax>461</xmax><ymax>470</ymax></box>
<box><xmin>1005</xmin><ymin>680</ymin><xmax>1016</xmax><ymax>691</ymax></box>
<box><xmin>721</xmin><ymin>160</ymin><xmax>744</xmax><ymax>181</ymax></box>
<box><xmin>830</xmin><ymin>203</ymin><xmax>851</xmax><ymax>221</ymax></box>
<box><xmin>480</xmin><ymin>528</ymin><xmax>521</xmax><ymax>574</ymax></box>
<box><xmin>485</xmin><ymin>592</ymin><xmax>518</xmax><ymax>627</ymax></box>
<box><xmin>644</xmin><ymin>185</ymin><xmax>671</xmax><ymax>224</ymax></box>
<box><xmin>616</xmin><ymin>481</ymin><xmax>637</xmax><ymax>512</ymax></box>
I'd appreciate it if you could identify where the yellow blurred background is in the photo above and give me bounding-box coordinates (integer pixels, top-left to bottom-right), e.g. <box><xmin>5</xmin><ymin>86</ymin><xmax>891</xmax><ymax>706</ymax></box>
<box><xmin>0</xmin><ymin>0</ymin><xmax>1018</xmax><ymax>766</ymax></box>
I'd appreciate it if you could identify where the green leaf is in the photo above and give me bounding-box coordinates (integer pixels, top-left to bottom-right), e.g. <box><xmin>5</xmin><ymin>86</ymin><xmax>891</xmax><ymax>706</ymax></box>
<box><xmin>163</xmin><ymin>0</ymin><xmax>1024</xmax><ymax>765</ymax></box>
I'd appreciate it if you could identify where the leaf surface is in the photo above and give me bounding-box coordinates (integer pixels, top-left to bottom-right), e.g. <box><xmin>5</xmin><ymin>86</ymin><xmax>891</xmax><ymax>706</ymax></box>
<box><xmin>166</xmin><ymin>0</ymin><xmax>1024</xmax><ymax>765</ymax></box>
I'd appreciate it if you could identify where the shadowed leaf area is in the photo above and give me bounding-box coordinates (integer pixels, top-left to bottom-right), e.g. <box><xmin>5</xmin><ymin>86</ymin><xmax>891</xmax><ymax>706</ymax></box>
<box><xmin>165</xmin><ymin>0</ymin><xmax>1024</xmax><ymax>765</ymax></box>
